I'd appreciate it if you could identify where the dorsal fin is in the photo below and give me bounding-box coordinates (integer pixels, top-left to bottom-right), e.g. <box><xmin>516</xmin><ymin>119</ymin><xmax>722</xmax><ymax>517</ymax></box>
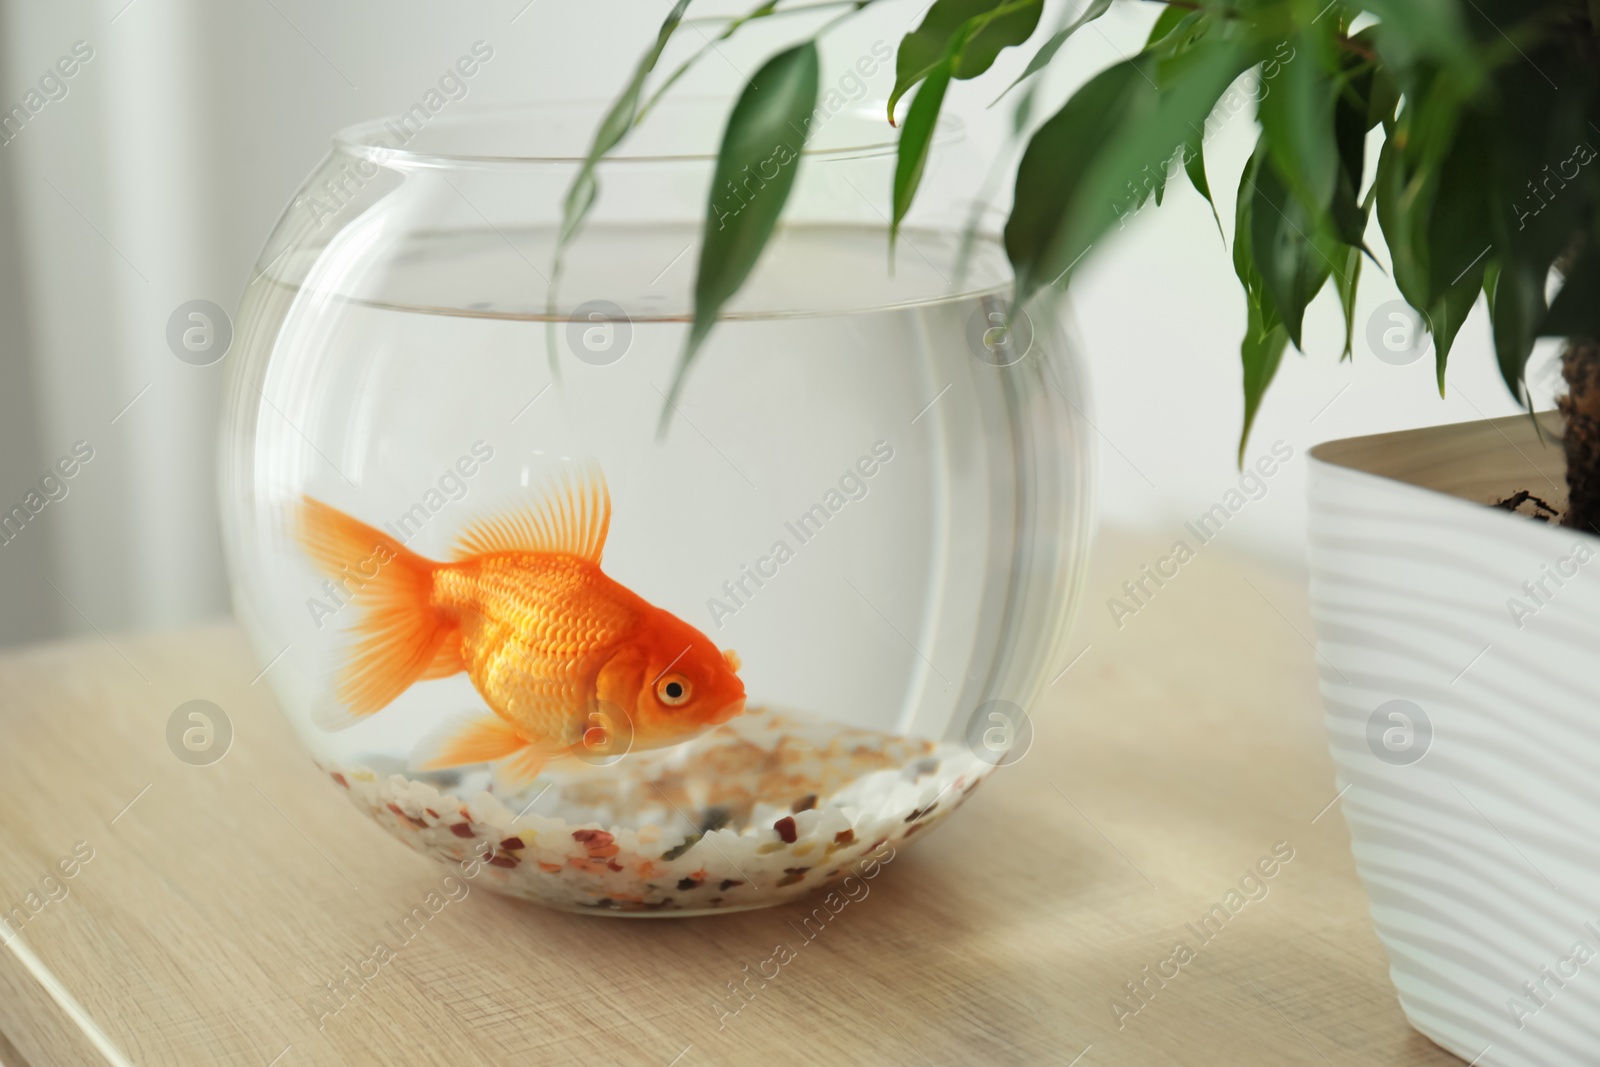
<box><xmin>452</xmin><ymin>462</ymin><xmax>611</xmax><ymax>563</ymax></box>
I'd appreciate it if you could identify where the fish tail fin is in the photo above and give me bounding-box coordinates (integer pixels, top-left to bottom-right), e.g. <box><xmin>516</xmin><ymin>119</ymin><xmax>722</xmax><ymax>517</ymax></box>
<box><xmin>413</xmin><ymin>713</ymin><xmax>550</xmax><ymax>791</ymax></box>
<box><xmin>298</xmin><ymin>496</ymin><xmax>461</xmax><ymax>727</ymax></box>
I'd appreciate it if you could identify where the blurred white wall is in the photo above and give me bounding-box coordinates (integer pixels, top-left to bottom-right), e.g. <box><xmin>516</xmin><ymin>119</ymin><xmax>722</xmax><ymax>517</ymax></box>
<box><xmin>0</xmin><ymin>0</ymin><xmax>1550</xmax><ymax>647</ymax></box>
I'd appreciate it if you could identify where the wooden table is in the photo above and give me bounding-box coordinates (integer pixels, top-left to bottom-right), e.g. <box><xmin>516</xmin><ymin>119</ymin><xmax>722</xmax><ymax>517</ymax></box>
<box><xmin>0</xmin><ymin>529</ymin><xmax>1467</xmax><ymax>1066</ymax></box>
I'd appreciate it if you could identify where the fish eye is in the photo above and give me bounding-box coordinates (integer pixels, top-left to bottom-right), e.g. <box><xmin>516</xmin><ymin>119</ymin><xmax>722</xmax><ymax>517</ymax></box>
<box><xmin>657</xmin><ymin>674</ymin><xmax>692</xmax><ymax>706</ymax></box>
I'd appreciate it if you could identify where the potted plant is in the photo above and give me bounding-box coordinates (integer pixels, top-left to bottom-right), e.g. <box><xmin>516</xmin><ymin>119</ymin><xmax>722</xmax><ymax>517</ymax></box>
<box><xmin>579</xmin><ymin>0</ymin><xmax>1600</xmax><ymax>1059</ymax></box>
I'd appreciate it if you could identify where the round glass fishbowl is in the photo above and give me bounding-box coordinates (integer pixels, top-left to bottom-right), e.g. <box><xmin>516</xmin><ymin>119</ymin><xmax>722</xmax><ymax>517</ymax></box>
<box><xmin>219</xmin><ymin>101</ymin><xmax>1093</xmax><ymax>915</ymax></box>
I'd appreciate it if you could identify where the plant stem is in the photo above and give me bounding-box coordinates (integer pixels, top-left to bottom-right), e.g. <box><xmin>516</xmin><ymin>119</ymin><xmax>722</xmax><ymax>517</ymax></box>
<box><xmin>813</xmin><ymin>0</ymin><xmax>875</xmax><ymax>39</ymax></box>
<box><xmin>1335</xmin><ymin>34</ymin><xmax>1374</xmax><ymax>61</ymax></box>
<box><xmin>1141</xmin><ymin>0</ymin><xmax>1232</xmax><ymax>16</ymax></box>
<box><xmin>635</xmin><ymin>1</ymin><xmax>779</xmax><ymax>125</ymax></box>
<box><xmin>635</xmin><ymin>0</ymin><xmax>871</xmax><ymax>125</ymax></box>
<box><xmin>681</xmin><ymin>0</ymin><xmax>856</xmax><ymax>27</ymax></box>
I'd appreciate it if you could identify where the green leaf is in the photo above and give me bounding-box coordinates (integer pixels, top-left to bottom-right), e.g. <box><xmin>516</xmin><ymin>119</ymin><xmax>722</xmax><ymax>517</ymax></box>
<box><xmin>1007</xmin><ymin>37</ymin><xmax>1257</xmax><ymax>307</ymax></box>
<box><xmin>1144</xmin><ymin>2</ymin><xmax>1191</xmax><ymax>50</ymax></box>
<box><xmin>1239</xmin><ymin>300</ymin><xmax>1290</xmax><ymax>466</ymax></box>
<box><xmin>1230</xmin><ymin>137</ymin><xmax>1297</xmax><ymax>460</ymax></box>
<box><xmin>1430</xmin><ymin>266</ymin><xmax>1484</xmax><ymax>394</ymax></box>
<box><xmin>951</xmin><ymin>0</ymin><xmax>1043</xmax><ymax>78</ymax></box>
<box><xmin>1376</xmin><ymin>66</ymin><xmax>1477</xmax><ymax>325</ymax></box>
<box><xmin>1233</xmin><ymin>145</ymin><xmax>1279</xmax><ymax>337</ymax></box>
<box><xmin>1006</xmin><ymin>58</ymin><xmax>1149</xmax><ymax>304</ymax></box>
<box><xmin>990</xmin><ymin>0</ymin><xmax>1113</xmax><ymax>106</ymax></box>
<box><xmin>1490</xmin><ymin>256</ymin><xmax>1547</xmax><ymax>401</ymax></box>
<box><xmin>1233</xmin><ymin>142</ymin><xmax>1288</xmax><ymax>462</ymax></box>
<box><xmin>1331</xmin><ymin>240</ymin><xmax>1363</xmax><ymax>361</ymax></box>
<box><xmin>892</xmin><ymin>63</ymin><xmax>953</xmax><ymax>252</ymax></box>
<box><xmin>1182</xmin><ymin>133</ymin><xmax>1223</xmax><ymax>239</ymax></box>
<box><xmin>1234</xmin><ymin>147</ymin><xmax>1266</xmax><ymax>302</ymax></box>
<box><xmin>890</xmin><ymin>0</ymin><xmax>1042</xmax><ymax>121</ymax></box>
<box><xmin>1542</xmin><ymin>244</ymin><xmax>1600</xmax><ymax>337</ymax></box>
<box><xmin>1151</xmin><ymin>20</ymin><xmax>1240</xmax><ymax>219</ymax></box>
<box><xmin>1257</xmin><ymin>28</ymin><xmax>1339</xmax><ymax>218</ymax></box>
<box><xmin>1331</xmin><ymin>182</ymin><xmax>1376</xmax><ymax>361</ymax></box>
<box><xmin>662</xmin><ymin>42</ymin><xmax>820</xmax><ymax>432</ymax></box>
<box><xmin>1247</xmin><ymin>137</ymin><xmax>1340</xmax><ymax>351</ymax></box>
<box><xmin>1424</xmin><ymin>109</ymin><xmax>1492</xmax><ymax>309</ymax></box>
<box><xmin>1485</xmin><ymin>62</ymin><xmax>1590</xmax><ymax>284</ymax></box>
<box><xmin>1479</xmin><ymin>63</ymin><xmax>1590</xmax><ymax>397</ymax></box>
<box><xmin>891</xmin><ymin>0</ymin><xmax>989</xmax><ymax>114</ymax></box>
<box><xmin>1422</xmin><ymin>97</ymin><xmax>1492</xmax><ymax>392</ymax></box>
<box><xmin>1374</xmin><ymin>136</ymin><xmax>1430</xmax><ymax>310</ymax></box>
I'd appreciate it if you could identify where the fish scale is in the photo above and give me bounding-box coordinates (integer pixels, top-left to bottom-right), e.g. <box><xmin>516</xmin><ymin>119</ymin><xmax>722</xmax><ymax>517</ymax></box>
<box><xmin>437</xmin><ymin>555</ymin><xmax>645</xmax><ymax>738</ymax></box>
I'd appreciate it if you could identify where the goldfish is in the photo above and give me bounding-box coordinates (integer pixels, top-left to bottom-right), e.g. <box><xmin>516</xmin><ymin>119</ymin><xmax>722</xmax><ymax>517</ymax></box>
<box><xmin>297</xmin><ymin>463</ymin><xmax>746</xmax><ymax>788</ymax></box>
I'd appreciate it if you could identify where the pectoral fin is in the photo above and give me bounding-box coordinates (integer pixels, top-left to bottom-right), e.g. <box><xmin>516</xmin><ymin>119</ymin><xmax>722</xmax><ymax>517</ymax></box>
<box><xmin>492</xmin><ymin>747</ymin><xmax>551</xmax><ymax>792</ymax></box>
<box><xmin>414</xmin><ymin>712</ymin><xmax>553</xmax><ymax>790</ymax></box>
<box><xmin>578</xmin><ymin>651</ymin><xmax>642</xmax><ymax>759</ymax></box>
<box><xmin>416</xmin><ymin>712</ymin><xmax>528</xmax><ymax>769</ymax></box>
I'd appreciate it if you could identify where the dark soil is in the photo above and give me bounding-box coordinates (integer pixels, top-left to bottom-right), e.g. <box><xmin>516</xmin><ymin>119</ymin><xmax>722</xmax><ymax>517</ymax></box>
<box><xmin>1493</xmin><ymin>490</ymin><xmax>1561</xmax><ymax>523</ymax></box>
<box><xmin>1559</xmin><ymin>339</ymin><xmax>1600</xmax><ymax>534</ymax></box>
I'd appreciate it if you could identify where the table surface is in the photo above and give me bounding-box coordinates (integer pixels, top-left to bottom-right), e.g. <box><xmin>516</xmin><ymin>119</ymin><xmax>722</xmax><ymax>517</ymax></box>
<box><xmin>0</xmin><ymin>529</ymin><xmax>1468</xmax><ymax>1067</ymax></box>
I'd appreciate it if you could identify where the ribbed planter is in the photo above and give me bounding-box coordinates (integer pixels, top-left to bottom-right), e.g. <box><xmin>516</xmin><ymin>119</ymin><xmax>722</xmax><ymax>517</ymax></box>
<box><xmin>1308</xmin><ymin>412</ymin><xmax>1600</xmax><ymax>1066</ymax></box>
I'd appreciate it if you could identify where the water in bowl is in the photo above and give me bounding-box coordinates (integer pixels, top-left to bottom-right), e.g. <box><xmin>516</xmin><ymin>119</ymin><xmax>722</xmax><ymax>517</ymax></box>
<box><xmin>223</xmin><ymin>221</ymin><xmax>1089</xmax><ymax>913</ymax></box>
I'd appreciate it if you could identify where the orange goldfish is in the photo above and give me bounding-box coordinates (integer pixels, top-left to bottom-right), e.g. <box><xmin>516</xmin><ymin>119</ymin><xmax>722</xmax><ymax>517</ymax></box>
<box><xmin>297</xmin><ymin>464</ymin><xmax>745</xmax><ymax>787</ymax></box>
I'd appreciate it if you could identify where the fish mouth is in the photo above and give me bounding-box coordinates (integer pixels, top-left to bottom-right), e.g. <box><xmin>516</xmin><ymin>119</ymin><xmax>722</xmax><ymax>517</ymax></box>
<box><xmin>713</xmin><ymin>698</ymin><xmax>746</xmax><ymax>724</ymax></box>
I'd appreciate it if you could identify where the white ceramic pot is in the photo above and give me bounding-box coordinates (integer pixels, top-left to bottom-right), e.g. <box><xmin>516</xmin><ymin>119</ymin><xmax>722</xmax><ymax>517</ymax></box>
<box><xmin>1308</xmin><ymin>412</ymin><xmax>1600</xmax><ymax>1067</ymax></box>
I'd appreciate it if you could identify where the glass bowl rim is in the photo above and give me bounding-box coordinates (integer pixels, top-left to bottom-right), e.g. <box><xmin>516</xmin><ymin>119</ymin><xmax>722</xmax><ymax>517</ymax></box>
<box><xmin>332</xmin><ymin>98</ymin><xmax>963</xmax><ymax>170</ymax></box>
